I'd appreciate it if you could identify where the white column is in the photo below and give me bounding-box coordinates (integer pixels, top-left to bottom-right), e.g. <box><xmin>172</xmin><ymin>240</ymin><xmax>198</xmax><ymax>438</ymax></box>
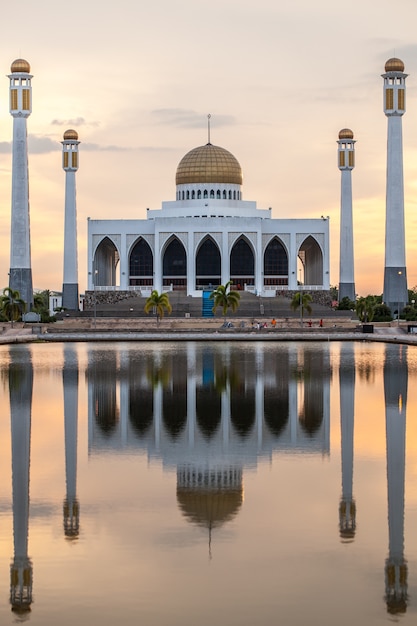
<box><xmin>337</xmin><ymin>129</ymin><xmax>356</xmax><ymax>302</ymax></box>
<box><xmin>382</xmin><ymin>58</ymin><xmax>408</xmax><ymax>313</ymax></box>
<box><xmin>62</xmin><ymin>130</ymin><xmax>80</xmax><ymax>310</ymax></box>
<box><xmin>9</xmin><ymin>59</ymin><xmax>33</xmax><ymax>309</ymax></box>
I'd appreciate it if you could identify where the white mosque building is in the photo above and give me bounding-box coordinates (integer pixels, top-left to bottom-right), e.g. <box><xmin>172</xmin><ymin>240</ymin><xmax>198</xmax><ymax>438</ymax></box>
<box><xmin>87</xmin><ymin>139</ymin><xmax>330</xmax><ymax>298</ymax></box>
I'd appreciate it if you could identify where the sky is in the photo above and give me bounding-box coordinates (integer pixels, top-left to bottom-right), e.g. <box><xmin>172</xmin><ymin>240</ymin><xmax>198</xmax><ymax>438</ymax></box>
<box><xmin>1</xmin><ymin>0</ymin><xmax>417</xmax><ymax>297</ymax></box>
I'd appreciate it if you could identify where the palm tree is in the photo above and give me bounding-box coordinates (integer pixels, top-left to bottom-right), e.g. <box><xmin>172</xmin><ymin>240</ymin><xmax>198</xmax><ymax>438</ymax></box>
<box><xmin>144</xmin><ymin>290</ymin><xmax>172</xmax><ymax>325</ymax></box>
<box><xmin>1</xmin><ymin>287</ymin><xmax>26</xmax><ymax>327</ymax></box>
<box><xmin>290</xmin><ymin>292</ymin><xmax>313</xmax><ymax>326</ymax></box>
<box><xmin>355</xmin><ymin>295</ymin><xmax>375</xmax><ymax>323</ymax></box>
<box><xmin>209</xmin><ymin>281</ymin><xmax>241</xmax><ymax>320</ymax></box>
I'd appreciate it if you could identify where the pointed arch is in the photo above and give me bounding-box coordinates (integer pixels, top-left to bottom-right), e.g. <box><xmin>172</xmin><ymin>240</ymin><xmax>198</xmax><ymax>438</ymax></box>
<box><xmin>298</xmin><ymin>236</ymin><xmax>323</xmax><ymax>286</ymax></box>
<box><xmin>93</xmin><ymin>236</ymin><xmax>120</xmax><ymax>287</ymax></box>
<box><xmin>129</xmin><ymin>237</ymin><xmax>153</xmax><ymax>287</ymax></box>
<box><xmin>163</xmin><ymin>236</ymin><xmax>187</xmax><ymax>290</ymax></box>
<box><xmin>230</xmin><ymin>236</ymin><xmax>255</xmax><ymax>288</ymax></box>
<box><xmin>195</xmin><ymin>236</ymin><xmax>221</xmax><ymax>289</ymax></box>
<box><xmin>264</xmin><ymin>237</ymin><xmax>289</xmax><ymax>287</ymax></box>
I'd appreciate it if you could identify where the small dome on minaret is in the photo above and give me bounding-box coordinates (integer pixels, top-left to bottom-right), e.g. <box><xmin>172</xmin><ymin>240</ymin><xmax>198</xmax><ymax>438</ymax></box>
<box><xmin>339</xmin><ymin>129</ymin><xmax>354</xmax><ymax>140</ymax></box>
<box><xmin>10</xmin><ymin>59</ymin><xmax>30</xmax><ymax>73</ymax></box>
<box><xmin>63</xmin><ymin>129</ymin><xmax>78</xmax><ymax>141</ymax></box>
<box><xmin>385</xmin><ymin>57</ymin><xmax>405</xmax><ymax>72</ymax></box>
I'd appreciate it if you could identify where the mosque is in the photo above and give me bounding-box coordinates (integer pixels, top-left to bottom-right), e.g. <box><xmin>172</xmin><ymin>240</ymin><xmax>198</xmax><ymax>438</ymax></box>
<box><xmin>6</xmin><ymin>57</ymin><xmax>410</xmax><ymax>312</ymax></box>
<box><xmin>86</xmin><ymin>133</ymin><xmax>330</xmax><ymax>299</ymax></box>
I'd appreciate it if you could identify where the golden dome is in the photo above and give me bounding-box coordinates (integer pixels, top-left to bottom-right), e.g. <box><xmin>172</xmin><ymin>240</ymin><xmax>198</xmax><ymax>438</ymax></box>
<box><xmin>10</xmin><ymin>58</ymin><xmax>30</xmax><ymax>73</ymax></box>
<box><xmin>63</xmin><ymin>129</ymin><xmax>79</xmax><ymax>141</ymax></box>
<box><xmin>177</xmin><ymin>487</ymin><xmax>243</xmax><ymax>529</ymax></box>
<box><xmin>176</xmin><ymin>143</ymin><xmax>243</xmax><ymax>185</ymax></box>
<box><xmin>385</xmin><ymin>57</ymin><xmax>405</xmax><ymax>72</ymax></box>
<box><xmin>339</xmin><ymin>128</ymin><xmax>354</xmax><ymax>140</ymax></box>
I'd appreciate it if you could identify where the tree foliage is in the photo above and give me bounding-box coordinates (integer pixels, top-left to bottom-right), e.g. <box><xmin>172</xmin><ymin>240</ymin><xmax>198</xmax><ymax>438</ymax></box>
<box><xmin>355</xmin><ymin>295</ymin><xmax>376</xmax><ymax>323</ymax></box>
<box><xmin>0</xmin><ymin>288</ymin><xmax>26</xmax><ymax>326</ymax></box>
<box><xmin>290</xmin><ymin>292</ymin><xmax>313</xmax><ymax>326</ymax></box>
<box><xmin>144</xmin><ymin>290</ymin><xmax>172</xmax><ymax>325</ymax></box>
<box><xmin>209</xmin><ymin>282</ymin><xmax>241</xmax><ymax>318</ymax></box>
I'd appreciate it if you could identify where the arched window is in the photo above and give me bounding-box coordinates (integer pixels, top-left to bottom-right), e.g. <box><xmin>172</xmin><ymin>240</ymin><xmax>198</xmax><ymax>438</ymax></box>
<box><xmin>230</xmin><ymin>237</ymin><xmax>255</xmax><ymax>287</ymax></box>
<box><xmin>216</xmin><ymin>190</ymin><xmax>221</xmax><ymax>199</ymax></box>
<box><xmin>192</xmin><ymin>190</ymin><xmax>195</xmax><ymax>199</ymax></box>
<box><xmin>229</xmin><ymin>190</ymin><xmax>232</xmax><ymax>199</ymax></box>
<box><xmin>223</xmin><ymin>190</ymin><xmax>227</xmax><ymax>199</ymax></box>
<box><xmin>129</xmin><ymin>238</ymin><xmax>153</xmax><ymax>286</ymax></box>
<box><xmin>197</xmin><ymin>190</ymin><xmax>201</xmax><ymax>199</ymax></box>
<box><xmin>195</xmin><ymin>237</ymin><xmax>221</xmax><ymax>288</ymax></box>
<box><xmin>264</xmin><ymin>238</ymin><xmax>288</xmax><ymax>276</ymax></box>
<box><xmin>186</xmin><ymin>190</ymin><xmax>190</xmax><ymax>199</ymax></box>
<box><xmin>210</xmin><ymin>189</ymin><xmax>215</xmax><ymax>198</ymax></box>
<box><xmin>182</xmin><ymin>191</ymin><xmax>185</xmax><ymax>200</ymax></box>
<box><xmin>233</xmin><ymin>191</ymin><xmax>236</xmax><ymax>199</ymax></box>
<box><xmin>163</xmin><ymin>237</ymin><xmax>187</xmax><ymax>290</ymax></box>
<box><xmin>204</xmin><ymin>190</ymin><xmax>208</xmax><ymax>198</ymax></box>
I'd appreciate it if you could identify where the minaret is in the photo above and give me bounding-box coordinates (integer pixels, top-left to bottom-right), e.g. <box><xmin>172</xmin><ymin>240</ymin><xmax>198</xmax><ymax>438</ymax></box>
<box><xmin>8</xmin><ymin>59</ymin><xmax>33</xmax><ymax>310</ymax></box>
<box><xmin>9</xmin><ymin>349</ymin><xmax>34</xmax><ymax>613</ymax></box>
<box><xmin>62</xmin><ymin>129</ymin><xmax>80</xmax><ymax>310</ymax></box>
<box><xmin>382</xmin><ymin>58</ymin><xmax>408</xmax><ymax>315</ymax></box>
<box><xmin>384</xmin><ymin>345</ymin><xmax>408</xmax><ymax>614</ymax></box>
<box><xmin>337</xmin><ymin>129</ymin><xmax>356</xmax><ymax>302</ymax></box>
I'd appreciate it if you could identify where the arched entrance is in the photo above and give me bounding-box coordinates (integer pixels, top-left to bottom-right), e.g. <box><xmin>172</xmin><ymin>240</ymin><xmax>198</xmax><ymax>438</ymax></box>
<box><xmin>93</xmin><ymin>237</ymin><xmax>119</xmax><ymax>287</ymax></box>
<box><xmin>230</xmin><ymin>237</ymin><xmax>254</xmax><ymax>290</ymax></box>
<box><xmin>264</xmin><ymin>237</ymin><xmax>288</xmax><ymax>288</ymax></box>
<box><xmin>163</xmin><ymin>237</ymin><xmax>187</xmax><ymax>290</ymax></box>
<box><xmin>298</xmin><ymin>236</ymin><xmax>323</xmax><ymax>286</ymax></box>
<box><xmin>129</xmin><ymin>238</ymin><xmax>153</xmax><ymax>287</ymax></box>
<box><xmin>195</xmin><ymin>237</ymin><xmax>221</xmax><ymax>289</ymax></box>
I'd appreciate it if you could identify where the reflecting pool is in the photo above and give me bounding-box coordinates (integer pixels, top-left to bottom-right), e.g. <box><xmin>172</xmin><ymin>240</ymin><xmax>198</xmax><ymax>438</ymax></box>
<box><xmin>1</xmin><ymin>341</ymin><xmax>417</xmax><ymax>625</ymax></box>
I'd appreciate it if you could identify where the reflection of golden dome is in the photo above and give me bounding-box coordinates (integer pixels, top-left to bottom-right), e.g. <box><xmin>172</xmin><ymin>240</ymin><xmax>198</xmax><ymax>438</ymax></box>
<box><xmin>338</xmin><ymin>128</ymin><xmax>354</xmax><ymax>140</ymax></box>
<box><xmin>11</xmin><ymin>58</ymin><xmax>31</xmax><ymax>73</ymax></box>
<box><xmin>176</xmin><ymin>143</ymin><xmax>243</xmax><ymax>185</ymax></box>
<box><xmin>63</xmin><ymin>129</ymin><xmax>78</xmax><ymax>141</ymax></box>
<box><xmin>177</xmin><ymin>487</ymin><xmax>243</xmax><ymax>529</ymax></box>
<box><xmin>385</xmin><ymin>57</ymin><xmax>405</xmax><ymax>72</ymax></box>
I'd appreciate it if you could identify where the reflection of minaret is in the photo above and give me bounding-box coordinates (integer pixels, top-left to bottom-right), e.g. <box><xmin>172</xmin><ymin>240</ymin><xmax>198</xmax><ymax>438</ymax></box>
<box><xmin>339</xmin><ymin>344</ymin><xmax>356</xmax><ymax>541</ymax></box>
<box><xmin>384</xmin><ymin>345</ymin><xmax>408</xmax><ymax>614</ymax></box>
<box><xmin>62</xmin><ymin>130</ymin><xmax>80</xmax><ymax>311</ymax></box>
<box><xmin>382</xmin><ymin>58</ymin><xmax>408</xmax><ymax>313</ymax></box>
<box><xmin>9</xmin><ymin>349</ymin><xmax>34</xmax><ymax>613</ymax></box>
<box><xmin>63</xmin><ymin>347</ymin><xmax>80</xmax><ymax>538</ymax></box>
<box><xmin>8</xmin><ymin>59</ymin><xmax>34</xmax><ymax>309</ymax></box>
<box><xmin>337</xmin><ymin>129</ymin><xmax>356</xmax><ymax>302</ymax></box>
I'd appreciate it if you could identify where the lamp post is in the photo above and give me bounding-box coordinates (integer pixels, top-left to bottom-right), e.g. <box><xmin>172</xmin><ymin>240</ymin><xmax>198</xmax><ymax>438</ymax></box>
<box><xmin>397</xmin><ymin>271</ymin><xmax>402</xmax><ymax>327</ymax></box>
<box><xmin>93</xmin><ymin>269</ymin><xmax>98</xmax><ymax>329</ymax></box>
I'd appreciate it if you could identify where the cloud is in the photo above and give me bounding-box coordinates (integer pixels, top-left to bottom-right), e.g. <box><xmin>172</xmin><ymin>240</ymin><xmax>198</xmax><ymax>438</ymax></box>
<box><xmin>51</xmin><ymin>116</ymin><xmax>99</xmax><ymax>128</ymax></box>
<box><xmin>0</xmin><ymin>142</ymin><xmax>11</xmax><ymax>154</ymax></box>
<box><xmin>28</xmin><ymin>135</ymin><xmax>60</xmax><ymax>154</ymax></box>
<box><xmin>151</xmin><ymin>108</ymin><xmax>236</xmax><ymax>129</ymax></box>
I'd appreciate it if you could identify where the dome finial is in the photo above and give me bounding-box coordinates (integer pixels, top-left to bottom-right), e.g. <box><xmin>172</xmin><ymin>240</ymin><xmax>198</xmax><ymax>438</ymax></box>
<box><xmin>207</xmin><ymin>114</ymin><xmax>211</xmax><ymax>145</ymax></box>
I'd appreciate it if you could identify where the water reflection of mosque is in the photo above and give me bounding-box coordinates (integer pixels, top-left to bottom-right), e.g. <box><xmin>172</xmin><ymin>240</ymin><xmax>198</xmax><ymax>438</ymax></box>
<box><xmin>87</xmin><ymin>343</ymin><xmax>332</xmax><ymax>541</ymax></box>
<box><xmin>6</xmin><ymin>342</ymin><xmax>410</xmax><ymax>615</ymax></box>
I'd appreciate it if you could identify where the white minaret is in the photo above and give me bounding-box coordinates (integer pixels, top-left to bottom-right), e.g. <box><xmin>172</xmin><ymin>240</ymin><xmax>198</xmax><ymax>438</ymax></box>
<box><xmin>382</xmin><ymin>58</ymin><xmax>408</xmax><ymax>315</ymax></box>
<box><xmin>384</xmin><ymin>345</ymin><xmax>408</xmax><ymax>614</ymax></box>
<box><xmin>62</xmin><ymin>129</ymin><xmax>80</xmax><ymax>310</ymax></box>
<box><xmin>337</xmin><ymin>129</ymin><xmax>356</xmax><ymax>302</ymax></box>
<box><xmin>8</xmin><ymin>59</ymin><xmax>33</xmax><ymax>310</ymax></box>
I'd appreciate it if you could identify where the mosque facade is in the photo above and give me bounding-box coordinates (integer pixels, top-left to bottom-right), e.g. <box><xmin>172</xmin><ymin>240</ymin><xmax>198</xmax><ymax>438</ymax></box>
<box><xmin>87</xmin><ymin>142</ymin><xmax>330</xmax><ymax>297</ymax></box>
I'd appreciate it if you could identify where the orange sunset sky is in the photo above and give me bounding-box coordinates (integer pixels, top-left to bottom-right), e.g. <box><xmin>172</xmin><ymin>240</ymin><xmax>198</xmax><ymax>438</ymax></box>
<box><xmin>1</xmin><ymin>0</ymin><xmax>417</xmax><ymax>297</ymax></box>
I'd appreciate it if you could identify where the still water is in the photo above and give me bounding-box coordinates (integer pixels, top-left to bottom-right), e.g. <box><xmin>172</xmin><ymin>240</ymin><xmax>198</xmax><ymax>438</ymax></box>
<box><xmin>0</xmin><ymin>341</ymin><xmax>417</xmax><ymax>625</ymax></box>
